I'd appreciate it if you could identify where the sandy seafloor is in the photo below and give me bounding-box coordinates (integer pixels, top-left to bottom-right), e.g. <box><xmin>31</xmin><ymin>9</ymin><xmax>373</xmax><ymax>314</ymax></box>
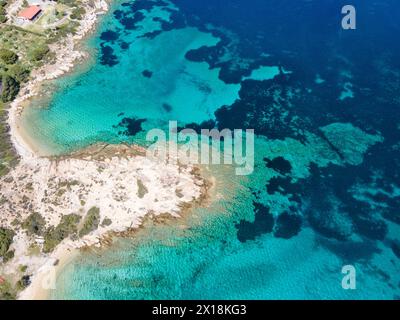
<box><xmin>18</xmin><ymin>0</ymin><xmax>400</xmax><ymax>299</ymax></box>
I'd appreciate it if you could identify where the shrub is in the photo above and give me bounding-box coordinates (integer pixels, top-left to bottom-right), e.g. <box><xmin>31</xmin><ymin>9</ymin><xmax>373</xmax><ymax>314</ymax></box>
<box><xmin>2</xmin><ymin>249</ymin><xmax>14</xmax><ymax>262</ymax></box>
<box><xmin>79</xmin><ymin>207</ymin><xmax>100</xmax><ymax>237</ymax></box>
<box><xmin>70</xmin><ymin>7</ymin><xmax>85</xmax><ymax>20</ymax></box>
<box><xmin>0</xmin><ymin>14</ymin><xmax>7</xmax><ymax>23</ymax></box>
<box><xmin>19</xmin><ymin>265</ymin><xmax>28</xmax><ymax>273</ymax></box>
<box><xmin>43</xmin><ymin>214</ymin><xmax>81</xmax><ymax>253</ymax></box>
<box><xmin>58</xmin><ymin>0</ymin><xmax>77</xmax><ymax>6</ymax></box>
<box><xmin>0</xmin><ymin>227</ymin><xmax>14</xmax><ymax>258</ymax></box>
<box><xmin>0</xmin><ymin>279</ymin><xmax>16</xmax><ymax>300</ymax></box>
<box><xmin>28</xmin><ymin>44</ymin><xmax>49</xmax><ymax>62</ymax></box>
<box><xmin>0</xmin><ymin>48</ymin><xmax>18</xmax><ymax>64</ymax></box>
<box><xmin>7</xmin><ymin>64</ymin><xmax>30</xmax><ymax>83</ymax></box>
<box><xmin>101</xmin><ymin>218</ymin><xmax>112</xmax><ymax>227</ymax></box>
<box><xmin>1</xmin><ymin>74</ymin><xmax>20</xmax><ymax>102</ymax></box>
<box><xmin>22</xmin><ymin>212</ymin><xmax>46</xmax><ymax>236</ymax></box>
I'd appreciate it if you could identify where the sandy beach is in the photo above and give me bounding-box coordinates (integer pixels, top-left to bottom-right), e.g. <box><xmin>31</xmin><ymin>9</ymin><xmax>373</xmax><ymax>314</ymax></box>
<box><xmin>8</xmin><ymin>0</ymin><xmax>110</xmax><ymax>160</ymax></box>
<box><xmin>0</xmin><ymin>0</ymin><xmax>209</xmax><ymax>300</ymax></box>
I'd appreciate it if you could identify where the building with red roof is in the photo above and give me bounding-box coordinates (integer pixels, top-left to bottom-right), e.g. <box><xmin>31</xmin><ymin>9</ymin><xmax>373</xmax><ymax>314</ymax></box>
<box><xmin>18</xmin><ymin>5</ymin><xmax>42</xmax><ymax>21</ymax></box>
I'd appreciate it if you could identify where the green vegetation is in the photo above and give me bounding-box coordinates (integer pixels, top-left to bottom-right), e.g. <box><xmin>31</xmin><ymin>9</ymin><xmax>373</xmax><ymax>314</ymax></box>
<box><xmin>0</xmin><ymin>227</ymin><xmax>14</xmax><ymax>258</ymax></box>
<box><xmin>79</xmin><ymin>207</ymin><xmax>100</xmax><ymax>237</ymax></box>
<box><xmin>28</xmin><ymin>44</ymin><xmax>50</xmax><ymax>62</ymax></box>
<box><xmin>137</xmin><ymin>179</ymin><xmax>148</xmax><ymax>198</ymax></box>
<box><xmin>43</xmin><ymin>214</ymin><xmax>81</xmax><ymax>253</ymax></box>
<box><xmin>7</xmin><ymin>64</ymin><xmax>30</xmax><ymax>83</ymax></box>
<box><xmin>101</xmin><ymin>218</ymin><xmax>112</xmax><ymax>227</ymax></box>
<box><xmin>19</xmin><ymin>265</ymin><xmax>28</xmax><ymax>273</ymax></box>
<box><xmin>0</xmin><ymin>48</ymin><xmax>18</xmax><ymax>64</ymax></box>
<box><xmin>48</xmin><ymin>22</ymin><xmax>78</xmax><ymax>43</ymax></box>
<box><xmin>0</xmin><ymin>1</ymin><xmax>8</xmax><ymax>24</ymax></box>
<box><xmin>15</xmin><ymin>275</ymin><xmax>30</xmax><ymax>291</ymax></box>
<box><xmin>2</xmin><ymin>249</ymin><xmax>14</xmax><ymax>262</ymax></box>
<box><xmin>0</xmin><ymin>0</ymin><xmax>83</xmax><ymax>107</ymax></box>
<box><xmin>70</xmin><ymin>7</ymin><xmax>85</xmax><ymax>20</ymax></box>
<box><xmin>0</xmin><ymin>278</ymin><xmax>16</xmax><ymax>300</ymax></box>
<box><xmin>0</xmin><ymin>101</ymin><xmax>19</xmax><ymax>176</ymax></box>
<box><xmin>0</xmin><ymin>74</ymin><xmax>19</xmax><ymax>102</ymax></box>
<box><xmin>58</xmin><ymin>0</ymin><xmax>78</xmax><ymax>6</ymax></box>
<box><xmin>22</xmin><ymin>212</ymin><xmax>46</xmax><ymax>236</ymax></box>
<box><xmin>0</xmin><ymin>0</ymin><xmax>90</xmax><ymax>177</ymax></box>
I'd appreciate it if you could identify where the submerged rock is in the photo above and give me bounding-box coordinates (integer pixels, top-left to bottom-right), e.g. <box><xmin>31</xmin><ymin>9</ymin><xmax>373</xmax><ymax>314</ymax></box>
<box><xmin>236</xmin><ymin>202</ymin><xmax>274</xmax><ymax>242</ymax></box>
<box><xmin>319</xmin><ymin>122</ymin><xmax>383</xmax><ymax>166</ymax></box>
<box><xmin>264</xmin><ymin>156</ymin><xmax>292</xmax><ymax>175</ymax></box>
<box><xmin>273</xmin><ymin>211</ymin><xmax>302</xmax><ymax>239</ymax></box>
<box><xmin>391</xmin><ymin>241</ymin><xmax>400</xmax><ymax>259</ymax></box>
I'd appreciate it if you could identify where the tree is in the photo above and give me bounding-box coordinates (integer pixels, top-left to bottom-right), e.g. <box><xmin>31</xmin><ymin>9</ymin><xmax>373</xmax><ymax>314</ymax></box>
<box><xmin>0</xmin><ymin>227</ymin><xmax>14</xmax><ymax>258</ymax></box>
<box><xmin>43</xmin><ymin>214</ymin><xmax>81</xmax><ymax>253</ymax></box>
<box><xmin>0</xmin><ymin>48</ymin><xmax>18</xmax><ymax>65</ymax></box>
<box><xmin>7</xmin><ymin>64</ymin><xmax>30</xmax><ymax>83</ymax></box>
<box><xmin>79</xmin><ymin>207</ymin><xmax>100</xmax><ymax>237</ymax></box>
<box><xmin>70</xmin><ymin>7</ymin><xmax>85</xmax><ymax>20</ymax></box>
<box><xmin>0</xmin><ymin>1</ymin><xmax>6</xmax><ymax>24</ymax></box>
<box><xmin>28</xmin><ymin>44</ymin><xmax>49</xmax><ymax>62</ymax></box>
<box><xmin>22</xmin><ymin>212</ymin><xmax>46</xmax><ymax>236</ymax></box>
<box><xmin>1</xmin><ymin>74</ymin><xmax>20</xmax><ymax>102</ymax></box>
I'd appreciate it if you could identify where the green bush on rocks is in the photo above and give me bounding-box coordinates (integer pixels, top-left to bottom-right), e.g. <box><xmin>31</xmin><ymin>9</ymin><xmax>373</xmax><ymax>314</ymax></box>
<box><xmin>43</xmin><ymin>214</ymin><xmax>81</xmax><ymax>253</ymax></box>
<box><xmin>0</xmin><ymin>227</ymin><xmax>14</xmax><ymax>258</ymax></box>
<box><xmin>22</xmin><ymin>212</ymin><xmax>46</xmax><ymax>236</ymax></box>
<box><xmin>0</xmin><ymin>74</ymin><xmax>20</xmax><ymax>102</ymax></box>
<box><xmin>79</xmin><ymin>207</ymin><xmax>100</xmax><ymax>237</ymax></box>
<box><xmin>0</xmin><ymin>48</ymin><xmax>18</xmax><ymax>65</ymax></box>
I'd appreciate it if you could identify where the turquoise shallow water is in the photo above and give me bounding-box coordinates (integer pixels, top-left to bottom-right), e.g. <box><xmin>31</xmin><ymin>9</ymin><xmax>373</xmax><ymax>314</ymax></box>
<box><xmin>20</xmin><ymin>0</ymin><xmax>400</xmax><ymax>299</ymax></box>
<box><xmin>51</xmin><ymin>139</ymin><xmax>400</xmax><ymax>300</ymax></box>
<box><xmin>21</xmin><ymin>1</ymin><xmax>241</xmax><ymax>154</ymax></box>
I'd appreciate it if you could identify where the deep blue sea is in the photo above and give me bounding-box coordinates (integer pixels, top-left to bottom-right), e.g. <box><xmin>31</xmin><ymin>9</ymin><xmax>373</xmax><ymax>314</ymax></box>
<box><xmin>21</xmin><ymin>0</ymin><xmax>400</xmax><ymax>299</ymax></box>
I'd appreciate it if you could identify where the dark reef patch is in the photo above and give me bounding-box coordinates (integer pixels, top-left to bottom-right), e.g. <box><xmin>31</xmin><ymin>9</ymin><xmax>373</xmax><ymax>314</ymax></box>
<box><xmin>307</xmin><ymin>204</ymin><xmax>353</xmax><ymax>242</ymax></box>
<box><xmin>266</xmin><ymin>176</ymin><xmax>301</xmax><ymax>204</ymax></box>
<box><xmin>381</xmin><ymin>196</ymin><xmax>400</xmax><ymax>225</ymax></box>
<box><xmin>100</xmin><ymin>30</ymin><xmax>120</xmax><ymax>42</ymax></box>
<box><xmin>318</xmin><ymin>237</ymin><xmax>382</xmax><ymax>263</ymax></box>
<box><xmin>273</xmin><ymin>212</ymin><xmax>302</xmax><ymax>239</ymax></box>
<box><xmin>161</xmin><ymin>103</ymin><xmax>172</xmax><ymax>112</ymax></box>
<box><xmin>99</xmin><ymin>44</ymin><xmax>119</xmax><ymax>67</ymax></box>
<box><xmin>119</xmin><ymin>12</ymin><xmax>145</xmax><ymax>30</ymax></box>
<box><xmin>113</xmin><ymin>117</ymin><xmax>147</xmax><ymax>136</ymax></box>
<box><xmin>264</xmin><ymin>156</ymin><xmax>292</xmax><ymax>175</ymax></box>
<box><xmin>352</xmin><ymin>215</ymin><xmax>388</xmax><ymax>241</ymax></box>
<box><xmin>158</xmin><ymin>9</ymin><xmax>186</xmax><ymax>31</ymax></box>
<box><xmin>138</xmin><ymin>30</ymin><xmax>163</xmax><ymax>40</ymax></box>
<box><xmin>117</xmin><ymin>0</ymin><xmax>172</xmax><ymax>33</ymax></box>
<box><xmin>142</xmin><ymin>70</ymin><xmax>153</xmax><ymax>78</ymax></box>
<box><xmin>119</xmin><ymin>41</ymin><xmax>130</xmax><ymax>50</ymax></box>
<box><xmin>214</xmin><ymin>77</ymin><xmax>308</xmax><ymax>141</ymax></box>
<box><xmin>178</xmin><ymin>120</ymin><xmax>217</xmax><ymax>134</ymax></box>
<box><xmin>236</xmin><ymin>202</ymin><xmax>274</xmax><ymax>243</ymax></box>
<box><xmin>391</xmin><ymin>241</ymin><xmax>400</xmax><ymax>259</ymax></box>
